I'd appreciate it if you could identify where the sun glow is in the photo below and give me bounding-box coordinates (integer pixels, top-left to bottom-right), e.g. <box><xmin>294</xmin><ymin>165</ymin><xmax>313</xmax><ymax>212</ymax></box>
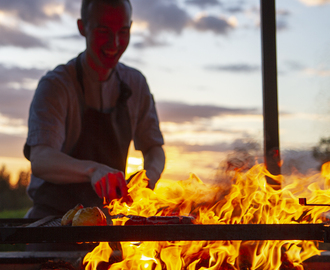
<box><xmin>0</xmin><ymin>11</ymin><xmax>18</xmax><ymax>27</ymax></box>
<box><xmin>0</xmin><ymin>156</ymin><xmax>30</xmax><ymax>185</ymax></box>
<box><xmin>126</xmin><ymin>156</ymin><xmax>143</xmax><ymax>175</ymax></box>
<box><xmin>298</xmin><ymin>0</ymin><xmax>330</xmax><ymax>6</ymax></box>
<box><xmin>43</xmin><ymin>4</ymin><xmax>65</xmax><ymax>17</ymax></box>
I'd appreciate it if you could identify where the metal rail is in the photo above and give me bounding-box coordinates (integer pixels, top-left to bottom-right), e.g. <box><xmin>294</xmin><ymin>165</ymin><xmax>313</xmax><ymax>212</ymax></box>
<box><xmin>299</xmin><ymin>198</ymin><xmax>330</xmax><ymax>207</ymax></box>
<box><xmin>1</xmin><ymin>223</ymin><xmax>329</xmax><ymax>244</ymax></box>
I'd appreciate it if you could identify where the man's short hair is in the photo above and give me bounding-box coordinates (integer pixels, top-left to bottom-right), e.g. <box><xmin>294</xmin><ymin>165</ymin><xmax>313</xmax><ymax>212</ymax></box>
<box><xmin>81</xmin><ymin>0</ymin><xmax>132</xmax><ymax>24</ymax></box>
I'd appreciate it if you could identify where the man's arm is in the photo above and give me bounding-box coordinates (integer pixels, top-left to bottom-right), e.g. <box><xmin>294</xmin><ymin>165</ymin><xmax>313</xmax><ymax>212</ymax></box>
<box><xmin>30</xmin><ymin>145</ymin><xmax>127</xmax><ymax>201</ymax></box>
<box><xmin>143</xmin><ymin>145</ymin><xmax>165</xmax><ymax>189</ymax></box>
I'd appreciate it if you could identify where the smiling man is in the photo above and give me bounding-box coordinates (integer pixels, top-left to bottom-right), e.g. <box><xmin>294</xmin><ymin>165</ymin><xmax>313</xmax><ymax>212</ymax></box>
<box><xmin>24</xmin><ymin>0</ymin><xmax>165</xmax><ymax>223</ymax></box>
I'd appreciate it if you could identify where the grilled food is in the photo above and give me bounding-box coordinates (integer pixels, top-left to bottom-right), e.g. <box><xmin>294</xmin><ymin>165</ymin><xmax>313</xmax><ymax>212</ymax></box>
<box><xmin>72</xmin><ymin>206</ymin><xmax>107</xmax><ymax>226</ymax></box>
<box><xmin>61</xmin><ymin>204</ymin><xmax>84</xmax><ymax>226</ymax></box>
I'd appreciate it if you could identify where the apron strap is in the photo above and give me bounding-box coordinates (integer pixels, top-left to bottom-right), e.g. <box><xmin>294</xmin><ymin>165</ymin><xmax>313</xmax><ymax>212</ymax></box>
<box><xmin>75</xmin><ymin>53</ymin><xmax>85</xmax><ymax>94</ymax></box>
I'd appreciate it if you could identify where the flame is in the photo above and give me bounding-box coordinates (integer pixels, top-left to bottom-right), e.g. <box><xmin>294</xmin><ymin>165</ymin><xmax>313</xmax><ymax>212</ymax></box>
<box><xmin>83</xmin><ymin>162</ymin><xmax>330</xmax><ymax>270</ymax></box>
<box><xmin>84</xmin><ymin>242</ymin><xmax>113</xmax><ymax>270</ymax></box>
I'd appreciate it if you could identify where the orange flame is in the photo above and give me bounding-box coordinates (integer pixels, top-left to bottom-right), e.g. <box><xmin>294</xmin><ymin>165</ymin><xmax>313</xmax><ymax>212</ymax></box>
<box><xmin>83</xmin><ymin>162</ymin><xmax>330</xmax><ymax>269</ymax></box>
<box><xmin>83</xmin><ymin>242</ymin><xmax>113</xmax><ymax>270</ymax></box>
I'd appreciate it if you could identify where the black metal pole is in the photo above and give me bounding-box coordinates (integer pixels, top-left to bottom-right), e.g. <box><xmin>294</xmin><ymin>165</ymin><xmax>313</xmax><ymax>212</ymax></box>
<box><xmin>260</xmin><ymin>0</ymin><xmax>281</xmax><ymax>182</ymax></box>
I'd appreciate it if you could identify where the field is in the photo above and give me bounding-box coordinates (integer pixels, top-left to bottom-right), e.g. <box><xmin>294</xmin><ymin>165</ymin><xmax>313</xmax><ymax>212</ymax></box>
<box><xmin>0</xmin><ymin>208</ymin><xmax>29</xmax><ymax>219</ymax></box>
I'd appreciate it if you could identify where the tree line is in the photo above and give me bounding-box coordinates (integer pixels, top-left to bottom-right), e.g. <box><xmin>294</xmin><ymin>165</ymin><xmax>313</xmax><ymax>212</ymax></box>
<box><xmin>313</xmin><ymin>137</ymin><xmax>330</xmax><ymax>169</ymax></box>
<box><xmin>0</xmin><ymin>165</ymin><xmax>33</xmax><ymax>211</ymax></box>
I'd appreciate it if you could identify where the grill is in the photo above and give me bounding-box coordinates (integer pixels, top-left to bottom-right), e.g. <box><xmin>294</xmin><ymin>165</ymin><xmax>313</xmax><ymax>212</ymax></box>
<box><xmin>1</xmin><ymin>218</ymin><xmax>330</xmax><ymax>269</ymax></box>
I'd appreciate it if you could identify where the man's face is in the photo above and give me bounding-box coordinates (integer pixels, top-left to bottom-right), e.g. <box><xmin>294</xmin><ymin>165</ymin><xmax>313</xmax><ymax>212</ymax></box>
<box><xmin>80</xmin><ymin>1</ymin><xmax>132</xmax><ymax>70</ymax></box>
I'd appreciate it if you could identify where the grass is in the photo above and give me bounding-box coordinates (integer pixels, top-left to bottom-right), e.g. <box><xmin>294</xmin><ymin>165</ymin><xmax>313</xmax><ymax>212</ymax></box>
<box><xmin>0</xmin><ymin>208</ymin><xmax>30</xmax><ymax>251</ymax></box>
<box><xmin>0</xmin><ymin>208</ymin><xmax>29</xmax><ymax>219</ymax></box>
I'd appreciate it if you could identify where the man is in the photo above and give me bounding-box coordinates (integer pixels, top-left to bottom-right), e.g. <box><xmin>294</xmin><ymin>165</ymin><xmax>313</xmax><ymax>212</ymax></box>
<box><xmin>24</xmin><ymin>0</ymin><xmax>165</xmax><ymax>219</ymax></box>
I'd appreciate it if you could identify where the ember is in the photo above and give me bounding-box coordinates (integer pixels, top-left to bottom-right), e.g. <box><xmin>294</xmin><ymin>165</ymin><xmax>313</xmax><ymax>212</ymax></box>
<box><xmin>83</xmin><ymin>163</ymin><xmax>330</xmax><ymax>270</ymax></box>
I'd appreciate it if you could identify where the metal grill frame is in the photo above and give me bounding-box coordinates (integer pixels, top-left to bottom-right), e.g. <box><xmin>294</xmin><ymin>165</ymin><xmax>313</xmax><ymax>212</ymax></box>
<box><xmin>1</xmin><ymin>218</ymin><xmax>329</xmax><ymax>244</ymax></box>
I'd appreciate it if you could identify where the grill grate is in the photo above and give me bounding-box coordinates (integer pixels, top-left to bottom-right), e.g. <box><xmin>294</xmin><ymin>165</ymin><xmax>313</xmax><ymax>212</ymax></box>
<box><xmin>40</xmin><ymin>218</ymin><xmax>62</xmax><ymax>227</ymax></box>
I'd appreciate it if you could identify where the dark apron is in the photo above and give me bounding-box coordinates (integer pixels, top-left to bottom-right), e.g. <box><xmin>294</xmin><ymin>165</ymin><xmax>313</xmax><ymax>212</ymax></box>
<box><xmin>30</xmin><ymin>54</ymin><xmax>132</xmax><ymax>217</ymax></box>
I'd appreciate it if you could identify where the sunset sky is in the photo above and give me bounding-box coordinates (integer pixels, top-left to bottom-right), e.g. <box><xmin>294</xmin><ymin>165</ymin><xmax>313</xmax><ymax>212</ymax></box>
<box><xmin>0</xmin><ymin>0</ymin><xmax>329</xmax><ymax>184</ymax></box>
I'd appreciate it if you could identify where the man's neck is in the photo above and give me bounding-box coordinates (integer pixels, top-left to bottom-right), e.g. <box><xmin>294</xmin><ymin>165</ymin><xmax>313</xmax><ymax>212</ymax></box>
<box><xmin>86</xmin><ymin>55</ymin><xmax>112</xmax><ymax>82</ymax></box>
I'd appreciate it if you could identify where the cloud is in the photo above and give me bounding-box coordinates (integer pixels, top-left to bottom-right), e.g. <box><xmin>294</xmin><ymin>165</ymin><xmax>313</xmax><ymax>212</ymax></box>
<box><xmin>64</xmin><ymin>0</ymin><xmax>80</xmax><ymax>18</ymax></box>
<box><xmin>166</xmin><ymin>141</ymin><xmax>232</xmax><ymax>152</ymax></box>
<box><xmin>132</xmin><ymin>0</ymin><xmax>191</xmax><ymax>35</ymax></box>
<box><xmin>277</xmin><ymin>9</ymin><xmax>291</xmax><ymax>16</ymax></box>
<box><xmin>298</xmin><ymin>0</ymin><xmax>330</xmax><ymax>6</ymax></box>
<box><xmin>186</xmin><ymin>1</ymin><xmax>245</xmax><ymax>14</ymax></box>
<box><xmin>0</xmin><ymin>0</ymin><xmax>63</xmax><ymax>25</ymax></box>
<box><xmin>224</xmin><ymin>6</ymin><xmax>245</xmax><ymax>13</ymax></box>
<box><xmin>121</xmin><ymin>56</ymin><xmax>146</xmax><ymax>66</ymax></box>
<box><xmin>0</xmin><ymin>0</ymin><xmax>80</xmax><ymax>48</ymax></box>
<box><xmin>205</xmin><ymin>63</ymin><xmax>260</xmax><ymax>73</ymax></box>
<box><xmin>0</xmin><ymin>133</ymin><xmax>26</xmax><ymax>158</ymax></box>
<box><xmin>132</xmin><ymin>35</ymin><xmax>169</xmax><ymax>49</ymax></box>
<box><xmin>247</xmin><ymin>7</ymin><xmax>291</xmax><ymax>31</ymax></box>
<box><xmin>185</xmin><ymin>0</ymin><xmax>221</xmax><ymax>8</ymax></box>
<box><xmin>0</xmin><ymin>64</ymin><xmax>45</xmax><ymax>120</ymax></box>
<box><xmin>284</xmin><ymin>61</ymin><xmax>305</xmax><ymax>72</ymax></box>
<box><xmin>304</xmin><ymin>67</ymin><xmax>330</xmax><ymax>77</ymax></box>
<box><xmin>0</xmin><ymin>24</ymin><xmax>47</xmax><ymax>48</ymax></box>
<box><xmin>166</xmin><ymin>138</ymin><xmax>261</xmax><ymax>153</ymax></box>
<box><xmin>191</xmin><ymin>14</ymin><xmax>235</xmax><ymax>34</ymax></box>
<box><xmin>275</xmin><ymin>9</ymin><xmax>291</xmax><ymax>31</ymax></box>
<box><xmin>0</xmin><ymin>64</ymin><xmax>46</xmax><ymax>86</ymax></box>
<box><xmin>128</xmin><ymin>0</ymin><xmax>193</xmax><ymax>48</ymax></box>
<box><xmin>276</xmin><ymin>20</ymin><xmax>289</xmax><ymax>31</ymax></box>
<box><xmin>54</xmin><ymin>34</ymin><xmax>83</xmax><ymax>40</ymax></box>
<box><xmin>281</xmin><ymin>61</ymin><xmax>330</xmax><ymax>77</ymax></box>
<box><xmin>0</xmin><ymin>87</ymin><xmax>34</xmax><ymax>121</ymax></box>
<box><xmin>156</xmin><ymin>101</ymin><xmax>258</xmax><ymax>123</ymax></box>
<box><xmin>0</xmin><ymin>113</ymin><xmax>27</xmax><ymax>134</ymax></box>
<box><xmin>131</xmin><ymin>1</ymin><xmax>236</xmax><ymax>37</ymax></box>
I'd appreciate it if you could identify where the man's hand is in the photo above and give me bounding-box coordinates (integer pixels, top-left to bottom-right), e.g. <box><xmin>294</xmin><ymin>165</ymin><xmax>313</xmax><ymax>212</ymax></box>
<box><xmin>92</xmin><ymin>171</ymin><xmax>128</xmax><ymax>203</ymax></box>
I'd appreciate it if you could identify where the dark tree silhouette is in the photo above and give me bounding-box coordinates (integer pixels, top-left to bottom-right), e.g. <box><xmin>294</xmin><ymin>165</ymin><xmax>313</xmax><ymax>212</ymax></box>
<box><xmin>313</xmin><ymin>137</ymin><xmax>330</xmax><ymax>169</ymax></box>
<box><xmin>0</xmin><ymin>165</ymin><xmax>32</xmax><ymax>211</ymax></box>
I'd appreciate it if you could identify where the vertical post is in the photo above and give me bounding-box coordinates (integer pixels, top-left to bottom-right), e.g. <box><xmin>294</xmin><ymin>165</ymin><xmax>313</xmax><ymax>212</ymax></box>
<box><xmin>260</xmin><ymin>0</ymin><xmax>281</xmax><ymax>181</ymax></box>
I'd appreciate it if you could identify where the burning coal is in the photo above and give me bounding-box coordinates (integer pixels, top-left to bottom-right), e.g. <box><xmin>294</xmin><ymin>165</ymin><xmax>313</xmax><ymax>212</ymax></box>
<box><xmin>83</xmin><ymin>162</ymin><xmax>330</xmax><ymax>270</ymax></box>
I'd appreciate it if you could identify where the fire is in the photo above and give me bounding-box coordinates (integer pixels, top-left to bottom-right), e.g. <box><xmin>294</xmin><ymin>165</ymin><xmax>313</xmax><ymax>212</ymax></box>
<box><xmin>83</xmin><ymin>162</ymin><xmax>330</xmax><ymax>270</ymax></box>
<box><xmin>84</xmin><ymin>242</ymin><xmax>113</xmax><ymax>269</ymax></box>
